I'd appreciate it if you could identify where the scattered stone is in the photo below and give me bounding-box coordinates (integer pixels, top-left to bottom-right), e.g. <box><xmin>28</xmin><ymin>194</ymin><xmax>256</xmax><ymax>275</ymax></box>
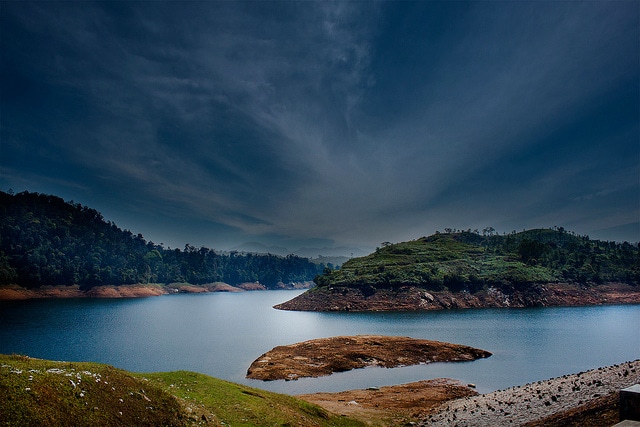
<box><xmin>422</xmin><ymin>360</ymin><xmax>640</xmax><ymax>426</ymax></box>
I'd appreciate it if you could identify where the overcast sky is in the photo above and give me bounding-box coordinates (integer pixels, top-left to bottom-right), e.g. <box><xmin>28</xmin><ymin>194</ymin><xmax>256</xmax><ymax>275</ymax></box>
<box><xmin>2</xmin><ymin>1</ymin><xmax>638</xmax><ymax>252</ymax></box>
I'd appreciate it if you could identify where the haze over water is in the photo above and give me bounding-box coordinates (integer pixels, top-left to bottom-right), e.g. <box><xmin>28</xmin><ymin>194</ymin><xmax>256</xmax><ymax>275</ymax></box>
<box><xmin>1</xmin><ymin>290</ymin><xmax>638</xmax><ymax>395</ymax></box>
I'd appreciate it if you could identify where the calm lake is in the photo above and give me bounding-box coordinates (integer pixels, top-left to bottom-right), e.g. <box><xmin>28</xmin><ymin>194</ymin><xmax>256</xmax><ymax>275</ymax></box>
<box><xmin>1</xmin><ymin>290</ymin><xmax>638</xmax><ymax>395</ymax></box>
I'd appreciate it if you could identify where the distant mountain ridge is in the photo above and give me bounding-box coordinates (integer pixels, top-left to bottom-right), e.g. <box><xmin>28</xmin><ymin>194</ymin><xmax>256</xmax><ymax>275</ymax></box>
<box><xmin>229</xmin><ymin>242</ymin><xmax>367</xmax><ymax>259</ymax></box>
<box><xmin>228</xmin><ymin>242</ymin><xmax>290</xmax><ymax>256</ymax></box>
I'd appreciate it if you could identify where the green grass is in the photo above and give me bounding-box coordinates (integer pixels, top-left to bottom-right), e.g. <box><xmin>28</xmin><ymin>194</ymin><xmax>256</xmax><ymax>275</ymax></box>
<box><xmin>0</xmin><ymin>354</ymin><xmax>185</xmax><ymax>427</ymax></box>
<box><xmin>318</xmin><ymin>233</ymin><xmax>554</xmax><ymax>290</ymax></box>
<box><xmin>0</xmin><ymin>354</ymin><xmax>364</xmax><ymax>427</ymax></box>
<box><xmin>316</xmin><ymin>229</ymin><xmax>638</xmax><ymax>292</ymax></box>
<box><xmin>140</xmin><ymin>371</ymin><xmax>364</xmax><ymax>427</ymax></box>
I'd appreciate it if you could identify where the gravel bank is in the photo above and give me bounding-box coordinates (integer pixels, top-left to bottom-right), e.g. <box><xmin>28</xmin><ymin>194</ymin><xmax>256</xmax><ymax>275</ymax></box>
<box><xmin>422</xmin><ymin>360</ymin><xmax>640</xmax><ymax>426</ymax></box>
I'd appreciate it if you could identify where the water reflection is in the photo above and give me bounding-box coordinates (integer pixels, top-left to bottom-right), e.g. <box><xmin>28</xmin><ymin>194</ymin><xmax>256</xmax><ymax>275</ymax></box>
<box><xmin>1</xmin><ymin>290</ymin><xmax>638</xmax><ymax>395</ymax></box>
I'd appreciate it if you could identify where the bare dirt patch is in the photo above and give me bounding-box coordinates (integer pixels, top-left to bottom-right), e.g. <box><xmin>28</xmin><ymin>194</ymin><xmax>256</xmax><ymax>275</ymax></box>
<box><xmin>0</xmin><ymin>282</ymin><xmax>253</xmax><ymax>300</ymax></box>
<box><xmin>0</xmin><ymin>284</ymin><xmax>86</xmax><ymax>300</ymax></box>
<box><xmin>84</xmin><ymin>285</ymin><xmax>166</xmax><ymax>298</ymax></box>
<box><xmin>237</xmin><ymin>282</ymin><xmax>267</xmax><ymax>291</ymax></box>
<box><xmin>246</xmin><ymin>335</ymin><xmax>491</xmax><ymax>381</ymax></box>
<box><xmin>298</xmin><ymin>378</ymin><xmax>477</xmax><ymax>426</ymax></box>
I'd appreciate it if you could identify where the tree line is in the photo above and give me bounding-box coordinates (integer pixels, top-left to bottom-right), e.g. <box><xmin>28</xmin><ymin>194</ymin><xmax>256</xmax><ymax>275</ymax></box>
<box><xmin>452</xmin><ymin>228</ymin><xmax>639</xmax><ymax>284</ymax></box>
<box><xmin>0</xmin><ymin>191</ymin><xmax>324</xmax><ymax>289</ymax></box>
<box><xmin>318</xmin><ymin>228</ymin><xmax>639</xmax><ymax>292</ymax></box>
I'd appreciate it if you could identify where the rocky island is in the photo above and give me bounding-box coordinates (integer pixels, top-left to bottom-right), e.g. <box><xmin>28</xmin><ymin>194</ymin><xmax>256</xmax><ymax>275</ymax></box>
<box><xmin>246</xmin><ymin>335</ymin><xmax>491</xmax><ymax>381</ymax></box>
<box><xmin>276</xmin><ymin>229</ymin><xmax>640</xmax><ymax>312</ymax></box>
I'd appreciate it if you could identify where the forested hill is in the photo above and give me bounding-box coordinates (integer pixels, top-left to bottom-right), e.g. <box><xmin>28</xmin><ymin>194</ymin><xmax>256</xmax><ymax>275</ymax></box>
<box><xmin>315</xmin><ymin>228</ymin><xmax>640</xmax><ymax>291</ymax></box>
<box><xmin>274</xmin><ymin>229</ymin><xmax>640</xmax><ymax>311</ymax></box>
<box><xmin>0</xmin><ymin>191</ymin><xmax>323</xmax><ymax>289</ymax></box>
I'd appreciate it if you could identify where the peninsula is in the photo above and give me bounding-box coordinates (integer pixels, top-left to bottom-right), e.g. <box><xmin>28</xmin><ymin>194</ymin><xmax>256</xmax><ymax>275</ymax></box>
<box><xmin>276</xmin><ymin>229</ymin><xmax>640</xmax><ymax>312</ymax></box>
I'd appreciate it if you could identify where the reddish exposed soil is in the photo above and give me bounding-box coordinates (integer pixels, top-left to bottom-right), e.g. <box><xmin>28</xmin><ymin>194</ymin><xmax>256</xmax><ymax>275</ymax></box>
<box><xmin>85</xmin><ymin>285</ymin><xmax>166</xmax><ymax>298</ymax></box>
<box><xmin>0</xmin><ymin>284</ymin><xmax>86</xmax><ymax>300</ymax></box>
<box><xmin>0</xmin><ymin>281</ymin><xmax>312</xmax><ymax>300</ymax></box>
<box><xmin>274</xmin><ymin>282</ymin><xmax>640</xmax><ymax>312</ymax></box>
<box><xmin>237</xmin><ymin>282</ymin><xmax>267</xmax><ymax>291</ymax></box>
<box><xmin>298</xmin><ymin>378</ymin><xmax>478</xmax><ymax>426</ymax></box>
<box><xmin>246</xmin><ymin>335</ymin><xmax>491</xmax><ymax>381</ymax></box>
<box><xmin>0</xmin><ymin>284</ymin><xmax>166</xmax><ymax>299</ymax></box>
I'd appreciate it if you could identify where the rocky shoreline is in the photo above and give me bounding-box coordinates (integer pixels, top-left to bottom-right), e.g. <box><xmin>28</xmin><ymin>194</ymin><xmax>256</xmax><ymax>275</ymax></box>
<box><xmin>422</xmin><ymin>360</ymin><xmax>639</xmax><ymax>426</ymax></box>
<box><xmin>274</xmin><ymin>282</ymin><xmax>640</xmax><ymax>312</ymax></box>
<box><xmin>0</xmin><ymin>281</ymin><xmax>314</xmax><ymax>300</ymax></box>
<box><xmin>0</xmin><ymin>284</ymin><xmax>166</xmax><ymax>300</ymax></box>
<box><xmin>296</xmin><ymin>360</ymin><xmax>639</xmax><ymax>426</ymax></box>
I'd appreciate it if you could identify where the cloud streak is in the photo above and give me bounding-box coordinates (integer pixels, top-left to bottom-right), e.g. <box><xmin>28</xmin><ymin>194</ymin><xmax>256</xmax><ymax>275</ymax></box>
<box><xmin>1</xmin><ymin>1</ymin><xmax>638</xmax><ymax>250</ymax></box>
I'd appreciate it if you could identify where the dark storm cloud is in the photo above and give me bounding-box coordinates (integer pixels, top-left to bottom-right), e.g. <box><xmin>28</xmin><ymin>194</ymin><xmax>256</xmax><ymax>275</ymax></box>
<box><xmin>341</xmin><ymin>1</ymin><xmax>639</xmax><ymax>243</ymax></box>
<box><xmin>1</xmin><ymin>1</ymin><xmax>638</xmax><ymax>250</ymax></box>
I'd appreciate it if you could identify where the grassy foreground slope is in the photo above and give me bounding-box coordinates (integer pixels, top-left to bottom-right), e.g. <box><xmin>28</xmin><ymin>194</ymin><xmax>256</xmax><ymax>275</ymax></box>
<box><xmin>0</xmin><ymin>354</ymin><xmax>363</xmax><ymax>427</ymax></box>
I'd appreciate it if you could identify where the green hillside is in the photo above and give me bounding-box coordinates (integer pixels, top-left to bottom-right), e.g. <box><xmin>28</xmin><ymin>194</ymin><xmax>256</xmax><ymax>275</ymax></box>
<box><xmin>315</xmin><ymin>229</ymin><xmax>639</xmax><ymax>293</ymax></box>
<box><xmin>0</xmin><ymin>191</ymin><xmax>323</xmax><ymax>289</ymax></box>
<box><xmin>0</xmin><ymin>354</ymin><xmax>363</xmax><ymax>427</ymax></box>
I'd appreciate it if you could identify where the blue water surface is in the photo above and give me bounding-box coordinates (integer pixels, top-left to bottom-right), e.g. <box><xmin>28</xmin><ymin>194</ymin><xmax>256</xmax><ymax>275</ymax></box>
<box><xmin>1</xmin><ymin>290</ymin><xmax>638</xmax><ymax>394</ymax></box>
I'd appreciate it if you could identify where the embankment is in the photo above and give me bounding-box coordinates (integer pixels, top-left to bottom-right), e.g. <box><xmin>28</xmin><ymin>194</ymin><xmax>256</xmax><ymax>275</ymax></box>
<box><xmin>422</xmin><ymin>359</ymin><xmax>640</xmax><ymax>426</ymax></box>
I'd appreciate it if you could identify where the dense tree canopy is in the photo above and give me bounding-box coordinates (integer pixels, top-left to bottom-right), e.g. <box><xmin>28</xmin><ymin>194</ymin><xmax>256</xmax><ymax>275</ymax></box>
<box><xmin>315</xmin><ymin>228</ymin><xmax>639</xmax><ymax>292</ymax></box>
<box><xmin>0</xmin><ymin>191</ymin><xmax>324</xmax><ymax>289</ymax></box>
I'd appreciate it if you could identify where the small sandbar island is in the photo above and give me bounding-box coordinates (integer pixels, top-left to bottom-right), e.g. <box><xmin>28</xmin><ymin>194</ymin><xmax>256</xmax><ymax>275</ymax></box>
<box><xmin>246</xmin><ymin>335</ymin><xmax>491</xmax><ymax>381</ymax></box>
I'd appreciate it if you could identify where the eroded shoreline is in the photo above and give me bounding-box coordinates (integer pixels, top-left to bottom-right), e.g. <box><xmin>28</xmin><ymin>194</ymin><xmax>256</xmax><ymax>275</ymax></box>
<box><xmin>246</xmin><ymin>335</ymin><xmax>491</xmax><ymax>381</ymax></box>
<box><xmin>274</xmin><ymin>282</ymin><xmax>640</xmax><ymax>312</ymax></box>
<box><xmin>0</xmin><ymin>282</ymin><xmax>313</xmax><ymax>300</ymax></box>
